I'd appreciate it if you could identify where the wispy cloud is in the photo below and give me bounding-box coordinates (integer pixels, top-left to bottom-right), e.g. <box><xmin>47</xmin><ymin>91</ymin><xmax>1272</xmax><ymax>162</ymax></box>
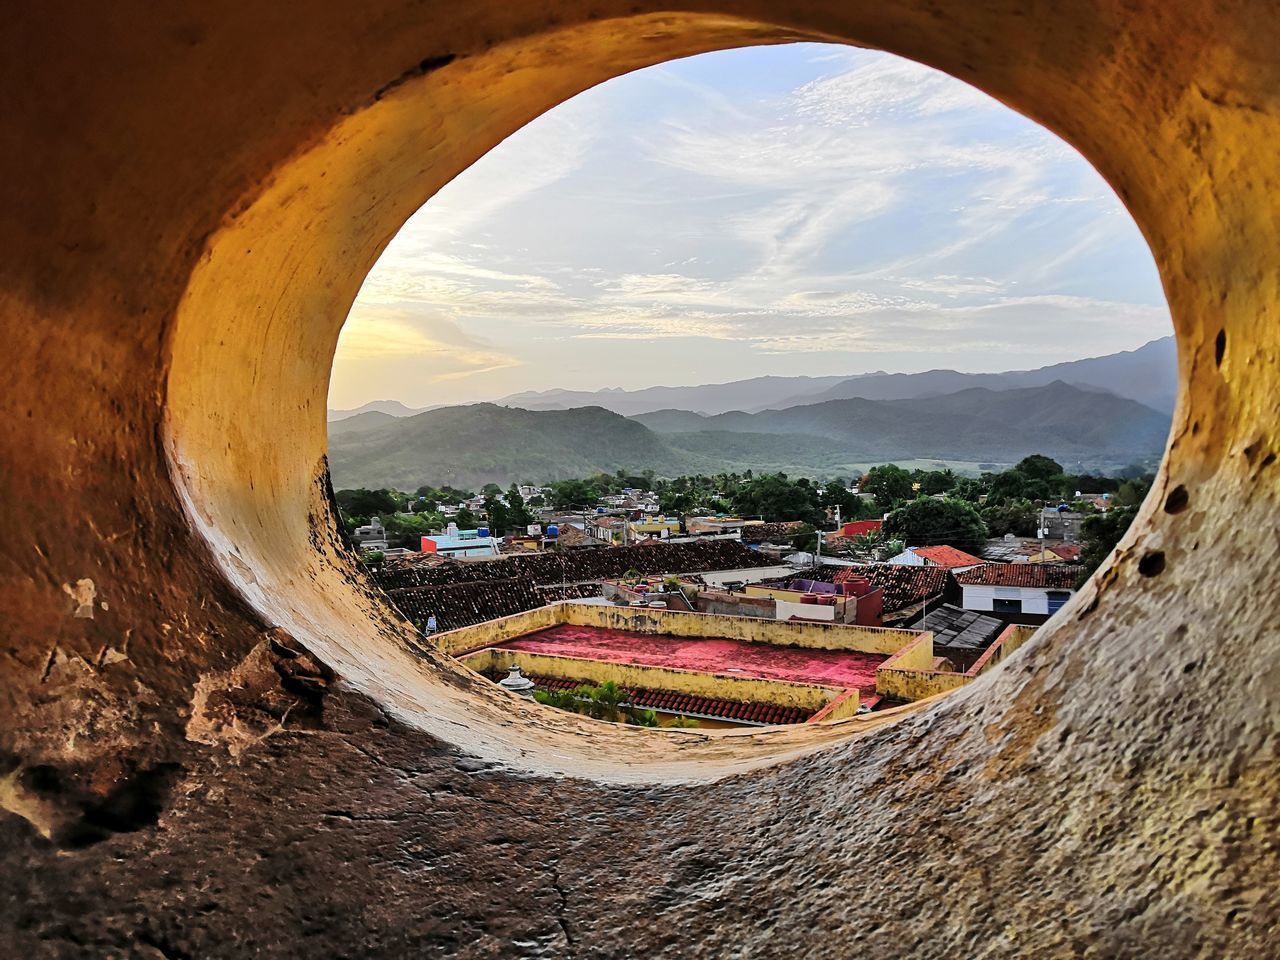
<box><xmin>335</xmin><ymin>307</ymin><xmax>522</xmax><ymax>380</ymax></box>
<box><xmin>329</xmin><ymin>44</ymin><xmax>1170</xmax><ymax>408</ymax></box>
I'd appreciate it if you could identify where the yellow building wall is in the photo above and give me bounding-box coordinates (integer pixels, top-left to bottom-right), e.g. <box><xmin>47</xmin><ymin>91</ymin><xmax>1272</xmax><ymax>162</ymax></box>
<box><xmin>563</xmin><ymin>602</ymin><xmax>919</xmax><ymax>656</ymax></box>
<box><xmin>876</xmin><ymin>666</ymin><xmax>969</xmax><ymax>702</ymax></box>
<box><xmin>970</xmin><ymin>624</ymin><xmax>1038</xmax><ymax>675</ymax></box>
<box><xmin>807</xmin><ymin>688</ymin><xmax>863</xmax><ymax>723</ymax></box>
<box><xmin>461</xmin><ymin>648</ymin><xmax>842</xmax><ymax>712</ymax></box>
<box><xmin>744</xmin><ymin>585</ymin><xmax>806</xmax><ymax>601</ymax></box>
<box><xmin>875</xmin><ymin>624</ymin><xmax>1039</xmax><ymax>701</ymax></box>
<box><xmin>631</xmin><ymin>519</ymin><xmax>682</xmax><ymax>535</ymax></box>
<box><xmin>433</xmin><ymin>605</ymin><xmax>563</xmax><ymax>656</ymax></box>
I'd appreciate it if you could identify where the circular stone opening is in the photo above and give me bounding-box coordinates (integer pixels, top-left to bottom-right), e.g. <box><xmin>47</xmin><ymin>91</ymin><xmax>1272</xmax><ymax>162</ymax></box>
<box><xmin>326</xmin><ymin>42</ymin><xmax>1173</xmax><ymax>734</ymax></box>
<box><xmin>162</xmin><ymin>9</ymin><xmax>1227</xmax><ymax>784</ymax></box>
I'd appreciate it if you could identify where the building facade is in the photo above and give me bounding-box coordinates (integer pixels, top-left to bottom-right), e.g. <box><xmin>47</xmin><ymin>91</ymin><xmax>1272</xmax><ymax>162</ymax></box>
<box><xmin>954</xmin><ymin>563</ymin><xmax>1080</xmax><ymax>622</ymax></box>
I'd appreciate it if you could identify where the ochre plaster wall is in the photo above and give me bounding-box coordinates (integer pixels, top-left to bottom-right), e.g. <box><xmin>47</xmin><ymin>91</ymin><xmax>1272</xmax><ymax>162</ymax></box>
<box><xmin>875</xmin><ymin>623</ymin><xmax>1043</xmax><ymax>701</ymax></box>
<box><xmin>459</xmin><ymin>648</ymin><xmax>843</xmax><ymax>712</ymax></box>
<box><xmin>1</xmin><ymin>1</ymin><xmax>1277</xmax><ymax>956</ymax></box>
<box><xmin>564</xmin><ymin>602</ymin><xmax>920</xmax><ymax>654</ymax></box>
<box><xmin>807</xmin><ymin>688</ymin><xmax>865</xmax><ymax>724</ymax></box>
<box><xmin>433</xmin><ymin>604</ymin><xmax>565</xmax><ymax>657</ymax></box>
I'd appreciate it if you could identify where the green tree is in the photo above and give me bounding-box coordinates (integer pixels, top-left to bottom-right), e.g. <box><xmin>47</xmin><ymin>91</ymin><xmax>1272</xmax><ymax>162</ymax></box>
<box><xmin>549</xmin><ymin>478</ymin><xmax>599</xmax><ymax>510</ymax></box>
<box><xmin>335</xmin><ymin>488</ymin><xmax>399</xmax><ymax>519</ymax></box>
<box><xmin>1114</xmin><ymin>478</ymin><xmax>1151</xmax><ymax>507</ymax></box>
<box><xmin>483</xmin><ymin>495</ymin><xmax>509</xmax><ymax>535</ymax></box>
<box><xmin>660</xmin><ymin>491</ymin><xmax>696</xmax><ymax>516</ymax></box>
<box><xmin>1070</xmin><ymin>474</ymin><xmax>1120</xmax><ymax>495</ymax></box>
<box><xmin>884</xmin><ymin>497</ymin><xmax>989</xmax><ymax>553</ymax></box>
<box><xmin>951</xmin><ymin>477</ymin><xmax>986</xmax><ymax>502</ymax></box>
<box><xmin>505</xmin><ymin>484</ymin><xmax>535</xmax><ymax>530</ymax></box>
<box><xmin>986</xmin><ymin>469</ymin><xmax>1060</xmax><ymax>505</ymax></box>
<box><xmin>1076</xmin><ymin>506</ymin><xmax>1140</xmax><ymax>586</ymax></box>
<box><xmin>456</xmin><ymin>507</ymin><xmax>478</xmax><ymax>529</ymax></box>
<box><xmin>383</xmin><ymin>512</ymin><xmax>432</xmax><ymax>549</ymax></box>
<box><xmin>981</xmin><ymin>498</ymin><xmax>1038</xmax><ymax>538</ymax></box>
<box><xmin>1015</xmin><ymin>454</ymin><xmax>1065</xmax><ymax>482</ymax></box>
<box><xmin>730</xmin><ymin>474</ymin><xmax>821</xmax><ymax>524</ymax></box>
<box><xmin>916</xmin><ymin>468</ymin><xmax>957</xmax><ymax>496</ymax></box>
<box><xmin>533</xmin><ymin>681</ymin><xmax>659</xmax><ymax>726</ymax></box>
<box><xmin>849</xmin><ymin>530</ymin><xmax>884</xmax><ymax>560</ymax></box>
<box><xmin>861</xmin><ymin>464</ymin><xmax>914</xmax><ymax>511</ymax></box>
<box><xmin>819</xmin><ymin>483</ymin><xmax>862</xmax><ymax>521</ymax></box>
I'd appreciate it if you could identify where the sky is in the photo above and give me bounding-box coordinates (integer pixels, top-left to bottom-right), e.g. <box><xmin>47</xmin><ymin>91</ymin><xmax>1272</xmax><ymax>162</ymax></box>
<box><xmin>329</xmin><ymin>43</ymin><xmax>1171</xmax><ymax>411</ymax></box>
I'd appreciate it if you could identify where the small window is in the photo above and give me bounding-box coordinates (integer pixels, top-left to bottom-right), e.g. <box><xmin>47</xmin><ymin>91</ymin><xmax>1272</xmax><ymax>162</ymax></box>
<box><xmin>993</xmin><ymin>598</ymin><xmax>1023</xmax><ymax>614</ymax></box>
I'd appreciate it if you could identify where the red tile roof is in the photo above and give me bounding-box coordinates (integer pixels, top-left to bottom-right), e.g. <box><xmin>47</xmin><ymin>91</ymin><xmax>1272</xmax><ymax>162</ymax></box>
<box><xmin>840</xmin><ymin>520</ymin><xmax>883</xmax><ymax>538</ymax></box>
<box><xmin>553</xmin><ymin>524</ymin><xmax>610</xmax><ymax>548</ymax></box>
<box><xmin>954</xmin><ymin>563</ymin><xmax>1081</xmax><ymax>588</ymax></box>
<box><xmin>740</xmin><ymin>521</ymin><xmax>810</xmax><ymax>544</ymax></box>
<box><xmin>912</xmin><ymin>545</ymin><xmax>985</xmax><ymax>569</ymax></box>
<box><xmin>528</xmin><ymin>675</ymin><xmax>816</xmax><ymax>726</ymax></box>
<box><xmin>830</xmin><ymin>564</ymin><xmax>950</xmax><ymax>612</ymax></box>
<box><xmin>1050</xmin><ymin>544</ymin><xmax>1083</xmax><ymax>562</ymax></box>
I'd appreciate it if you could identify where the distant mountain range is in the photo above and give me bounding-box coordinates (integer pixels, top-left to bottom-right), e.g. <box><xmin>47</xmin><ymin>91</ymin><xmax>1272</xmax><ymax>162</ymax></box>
<box><xmin>492</xmin><ymin>374</ymin><xmax>855</xmax><ymax>418</ymax></box>
<box><xmin>490</xmin><ymin>337</ymin><xmax>1177</xmax><ymax>416</ymax></box>
<box><xmin>328</xmin><ymin>404</ymin><xmax>715</xmax><ymax>490</ymax></box>
<box><xmin>328</xmin><ymin>399</ymin><xmax>436</xmax><ymax>422</ymax></box>
<box><xmin>326</xmin><ymin>378</ymin><xmax>1172</xmax><ymax>489</ymax></box>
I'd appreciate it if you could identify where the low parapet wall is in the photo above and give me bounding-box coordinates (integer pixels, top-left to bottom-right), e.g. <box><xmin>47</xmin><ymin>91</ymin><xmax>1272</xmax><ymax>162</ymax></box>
<box><xmin>461</xmin><ymin>647</ymin><xmax>844</xmax><ymax>712</ymax></box>
<box><xmin>807</xmin><ymin>688</ymin><xmax>864</xmax><ymax>724</ymax></box>
<box><xmin>434</xmin><ymin>604</ymin><xmax>563</xmax><ymax>656</ymax></box>
<box><xmin>434</xmin><ymin>601</ymin><xmax>952</xmax><ymax>719</ymax></box>
<box><xmin>562</xmin><ymin>602</ymin><xmax>920</xmax><ymax>655</ymax></box>
<box><xmin>433</xmin><ymin>599</ymin><xmax>924</xmax><ymax>658</ymax></box>
<box><xmin>876</xmin><ymin>623</ymin><xmax>1037</xmax><ymax>702</ymax></box>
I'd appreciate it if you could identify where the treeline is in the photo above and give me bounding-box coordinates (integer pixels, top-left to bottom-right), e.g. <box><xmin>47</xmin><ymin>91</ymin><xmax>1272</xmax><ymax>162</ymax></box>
<box><xmin>333</xmin><ymin>456</ymin><xmax>1153</xmax><ymax>582</ymax></box>
<box><xmin>857</xmin><ymin>455</ymin><xmax>1151</xmax><ymax>584</ymax></box>
<box><xmin>333</xmin><ymin>482</ymin><xmax>538</xmax><ymax>550</ymax></box>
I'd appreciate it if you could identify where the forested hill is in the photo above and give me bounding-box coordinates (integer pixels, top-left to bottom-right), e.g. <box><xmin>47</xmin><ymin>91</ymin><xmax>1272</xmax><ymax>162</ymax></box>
<box><xmin>635</xmin><ymin>381</ymin><xmax>1170</xmax><ymax>460</ymax></box>
<box><xmin>326</xmin><ymin>404</ymin><xmax>717</xmax><ymax>490</ymax></box>
<box><xmin>327</xmin><ymin>383</ymin><xmax>1170</xmax><ymax>489</ymax></box>
<box><xmin>492</xmin><ymin>337</ymin><xmax>1177</xmax><ymax>416</ymax></box>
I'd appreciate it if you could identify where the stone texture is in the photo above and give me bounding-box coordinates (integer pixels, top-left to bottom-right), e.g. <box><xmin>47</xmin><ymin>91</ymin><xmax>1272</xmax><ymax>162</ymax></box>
<box><xmin>0</xmin><ymin>1</ymin><xmax>1277</xmax><ymax>956</ymax></box>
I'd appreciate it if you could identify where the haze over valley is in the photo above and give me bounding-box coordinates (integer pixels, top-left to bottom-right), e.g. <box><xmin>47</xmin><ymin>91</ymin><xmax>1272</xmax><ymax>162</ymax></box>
<box><xmin>328</xmin><ymin>339</ymin><xmax>1174</xmax><ymax>489</ymax></box>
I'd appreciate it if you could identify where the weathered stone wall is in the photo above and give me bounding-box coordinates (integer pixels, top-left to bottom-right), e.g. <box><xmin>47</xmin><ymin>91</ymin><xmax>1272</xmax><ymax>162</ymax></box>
<box><xmin>1</xmin><ymin>1</ymin><xmax>1277</xmax><ymax>956</ymax></box>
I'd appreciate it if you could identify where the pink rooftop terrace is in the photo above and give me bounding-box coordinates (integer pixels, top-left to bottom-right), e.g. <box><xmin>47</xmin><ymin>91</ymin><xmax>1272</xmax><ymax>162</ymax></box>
<box><xmin>493</xmin><ymin>623</ymin><xmax>887</xmax><ymax>693</ymax></box>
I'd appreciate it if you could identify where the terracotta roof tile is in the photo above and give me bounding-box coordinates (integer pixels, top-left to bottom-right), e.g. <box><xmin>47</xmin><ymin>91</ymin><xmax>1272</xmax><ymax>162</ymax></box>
<box><xmin>740</xmin><ymin>521</ymin><xmax>810</xmax><ymax>544</ymax></box>
<box><xmin>525</xmin><ymin>674</ymin><xmax>815</xmax><ymax>726</ymax></box>
<box><xmin>954</xmin><ymin>563</ymin><xmax>1080</xmax><ymax>588</ymax></box>
<box><xmin>912</xmin><ymin>545</ymin><xmax>985</xmax><ymax>569</ymax></box>
<box><xmin>830</xmin><ymin>564</ymin><xmax>950</xmax><ymax>612</ymax></box>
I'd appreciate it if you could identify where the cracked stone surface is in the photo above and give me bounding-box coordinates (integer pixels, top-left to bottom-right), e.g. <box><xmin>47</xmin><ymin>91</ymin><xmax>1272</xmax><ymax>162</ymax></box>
<box><xmin>1</xmin><ymin>1</ymin><xmax>1278</xmax><ymax>956</ymax></box>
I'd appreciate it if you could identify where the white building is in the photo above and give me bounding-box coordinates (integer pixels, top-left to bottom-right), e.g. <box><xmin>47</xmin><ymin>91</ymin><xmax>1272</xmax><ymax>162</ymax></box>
<box><xmin>420</xmin><ymin>526</ymin><xmax>501</xmax><ymax>558</ymax></box>
<box><xmin>352</xmin><ymin>517</ymin><xmax>390</xmax><ymax>552</ymax></box>
<box><xmin>953</xmin><ymin>563</ymin><xmax>1079</xmax><ymax>620</ymax></box>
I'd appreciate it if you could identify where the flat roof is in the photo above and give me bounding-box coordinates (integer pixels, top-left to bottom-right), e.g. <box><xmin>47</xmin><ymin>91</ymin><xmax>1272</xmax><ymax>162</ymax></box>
<box><xmin>493</xmin><ymin>623</ymin><xmax>885</xmax><ymax>692</ymax></box>
<box><xmin>916</xmin><ymin>603</ymin><xmax>1004</xmax><ymax>652</ymax></box>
